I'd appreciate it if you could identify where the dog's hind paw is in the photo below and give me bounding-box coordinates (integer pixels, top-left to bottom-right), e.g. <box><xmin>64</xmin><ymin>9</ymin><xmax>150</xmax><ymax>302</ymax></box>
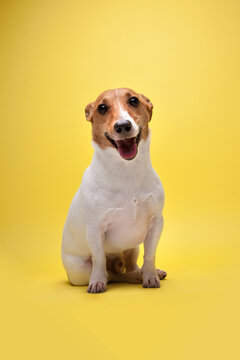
<box><xmin>156</xmin><ymin>269</ymin><xmax>167</xmax><ymax>280</ymax></box>
<box><xmin>125</xmin><ymin>270</ymin><xmax>142</xmax><ymax>284</ymax></box>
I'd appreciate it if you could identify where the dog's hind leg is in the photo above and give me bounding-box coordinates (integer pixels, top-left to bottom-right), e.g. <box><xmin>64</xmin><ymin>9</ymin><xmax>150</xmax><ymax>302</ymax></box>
<box><xmin>108</xmin><ymin>270</ymin><xmax>142</xmax><ymax>284</ymax></box>
<box><xmin>62</xmin><ymin>252</ymin><xmax>92</xmax><ymax>286</ymax></box>
<box><xmin>123</xmin><ymin>246</ymin><xmax>140</xmax><ymax>272</ymax></box>
<box><xmin>123</xmin><ymin>247</ymin><xmax>167</xmax><ymax>280</ymax></box>
<box><xmin>156</xmin><ymin>269</ymin><xmax>167</xmax><ymax>280</ymax></box>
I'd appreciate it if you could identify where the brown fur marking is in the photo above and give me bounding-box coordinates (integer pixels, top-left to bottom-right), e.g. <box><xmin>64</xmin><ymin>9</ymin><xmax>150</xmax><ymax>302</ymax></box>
<box><xmin>84</xmin><ymin>88</ymin><xmax>153</xmax><ymax>150</ymax></box>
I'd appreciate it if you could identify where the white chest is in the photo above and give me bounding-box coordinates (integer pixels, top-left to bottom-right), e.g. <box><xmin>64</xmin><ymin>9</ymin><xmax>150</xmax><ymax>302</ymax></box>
<box><xmin>78</xmin><ymin>135</ymin><xmax>164</xmax><ymax>253</ymax></box>
<box><xmin>102</xmin><ymin>190</ymin><xmax>162</xmax><ymax>253</ymax></box>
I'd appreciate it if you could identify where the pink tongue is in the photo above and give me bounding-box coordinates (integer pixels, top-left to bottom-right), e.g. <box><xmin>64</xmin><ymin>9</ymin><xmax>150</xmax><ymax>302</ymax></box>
<box><xmin>116</xmin><ymin>139</ymin><xmax>137</xmax><ymax>160</ymax></box>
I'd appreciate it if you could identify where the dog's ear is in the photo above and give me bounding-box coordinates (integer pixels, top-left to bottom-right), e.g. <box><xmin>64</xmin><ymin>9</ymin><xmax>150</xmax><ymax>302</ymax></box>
<box><xmin>85</xmin><ymin>102</ymin><xmax>94</xmax><ymax>122</ymax></box>
<box><xmin>139</xmin><ymin>94</ymin><xmax>153</xmax><ymax>121</ymax></box>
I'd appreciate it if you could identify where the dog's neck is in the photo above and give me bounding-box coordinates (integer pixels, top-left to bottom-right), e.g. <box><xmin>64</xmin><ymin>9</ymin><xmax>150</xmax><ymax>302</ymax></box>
<box><xmin>90</xmin><ymin>131</ymin><xmax>153</xmax><ymax>187</ymax></box>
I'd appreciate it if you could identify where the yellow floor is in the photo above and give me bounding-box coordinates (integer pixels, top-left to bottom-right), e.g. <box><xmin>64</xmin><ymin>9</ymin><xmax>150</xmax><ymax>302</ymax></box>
<box><xmin>1</xmin><ymin>0</ymin><xmax>240</xmax><ymax>359</ymax></box>
<box><xmin>1</xmin><ymin>215</ymin><xmax>239</xmax><ymax>360</ymax></box>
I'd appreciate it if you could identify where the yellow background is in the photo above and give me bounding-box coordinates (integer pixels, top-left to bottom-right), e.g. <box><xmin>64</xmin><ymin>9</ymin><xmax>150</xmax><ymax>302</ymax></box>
<box><xmin>1</xmin><ymin>0</ymin><xmax>240</xmax><ymax>359</ymax></box>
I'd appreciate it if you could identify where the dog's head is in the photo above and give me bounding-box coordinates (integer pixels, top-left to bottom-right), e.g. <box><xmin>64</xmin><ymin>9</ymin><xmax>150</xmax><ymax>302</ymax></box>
<box><xmin>85</xmin><ymin>88</ymin><xmax>153</xmax><ymax>160</ymax></box>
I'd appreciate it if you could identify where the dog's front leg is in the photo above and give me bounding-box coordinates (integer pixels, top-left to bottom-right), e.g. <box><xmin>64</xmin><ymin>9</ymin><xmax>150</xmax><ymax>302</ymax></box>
<box><xmin>142</xmin><ymin>215</ymin><xmax>164</xmax><ymax>288</ymax></box>
<box><xmin>87</xmin><ymin>226</ymin><xmax>107</xmax><ymax>293</ymax></box>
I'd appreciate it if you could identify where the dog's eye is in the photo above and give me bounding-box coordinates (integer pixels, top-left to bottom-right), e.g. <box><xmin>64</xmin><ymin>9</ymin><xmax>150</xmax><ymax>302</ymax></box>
<box><xmin>129</xmin><ymin>97</ymin><xmax>139</xmax><ymax>107</ymax></box>
<box><xmin>97</xmin><ymin>104</ymin><xmax>108</xmax><ymax>115</ymax></box>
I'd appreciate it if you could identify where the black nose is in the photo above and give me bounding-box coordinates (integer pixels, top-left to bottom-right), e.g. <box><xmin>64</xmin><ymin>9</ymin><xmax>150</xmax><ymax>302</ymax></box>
<box><xmin>114</xmin><ymin>120</ymin><xmax>132</xmax><ymax>134</ymax></box>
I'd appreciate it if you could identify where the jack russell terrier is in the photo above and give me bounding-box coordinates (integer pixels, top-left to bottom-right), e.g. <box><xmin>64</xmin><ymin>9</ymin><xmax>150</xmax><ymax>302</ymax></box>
<box><xmin>62</xmin><ymin>88</ymin><xmax>167</xmax><ymax>293</ymax></box>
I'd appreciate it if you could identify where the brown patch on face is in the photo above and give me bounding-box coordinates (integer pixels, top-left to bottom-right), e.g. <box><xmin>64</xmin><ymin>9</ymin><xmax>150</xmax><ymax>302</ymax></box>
<box><xmin>84</xmin><ymin>88</ymin><xmax>153</xmax><ymax>149</ymax></box>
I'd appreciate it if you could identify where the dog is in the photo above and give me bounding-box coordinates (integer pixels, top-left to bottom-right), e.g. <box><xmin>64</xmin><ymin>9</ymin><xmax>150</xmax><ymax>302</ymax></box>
<box><xmin>61</xmin><ymin>88</ymin><xmax>166</xmax><ymax>293</ymax></box>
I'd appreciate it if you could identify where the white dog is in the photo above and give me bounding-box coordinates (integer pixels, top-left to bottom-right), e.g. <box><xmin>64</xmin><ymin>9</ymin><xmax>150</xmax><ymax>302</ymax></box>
<box><xmin>62</xmin><ymin>88</ymin><xmax>167</xmax><ymax>293</ymax></box>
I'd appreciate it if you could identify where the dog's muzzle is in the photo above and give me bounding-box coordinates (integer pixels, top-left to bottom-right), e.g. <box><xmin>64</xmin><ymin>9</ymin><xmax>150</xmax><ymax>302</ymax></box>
<box><xmin>105</xmin><ymin>126</ymin><xmax>142</xmax><ymax>160</ymax></box>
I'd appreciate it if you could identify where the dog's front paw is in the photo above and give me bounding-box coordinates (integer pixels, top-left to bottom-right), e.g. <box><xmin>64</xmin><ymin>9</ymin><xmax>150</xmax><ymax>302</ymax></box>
<box><xmin>142</xmin><ymin>272</ymin><xmax>160</xmax><ymax>288</ymax></box>
<box><xmin>87</xmin><ymin>281</ymin><xmax>106</xmax><ymax>294</ymax></box>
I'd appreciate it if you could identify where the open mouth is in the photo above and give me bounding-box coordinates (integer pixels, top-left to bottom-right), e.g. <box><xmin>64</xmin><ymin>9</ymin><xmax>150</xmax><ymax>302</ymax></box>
<box><xmin>105</xmin><ymin>126</ymin><xmax>142</xmax><ymax>160</ymax></box>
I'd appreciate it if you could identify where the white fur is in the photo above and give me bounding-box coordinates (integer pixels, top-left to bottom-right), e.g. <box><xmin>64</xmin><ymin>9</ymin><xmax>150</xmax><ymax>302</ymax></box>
<box><xmin>115</xmin><ymin>89</ymin><xmax>138</xmax><ymax>139</ymax></box>
<box><xmin>62</xmin><ymin>130</ymin><xmax>165</xmax><ymax>291</ymax></box>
